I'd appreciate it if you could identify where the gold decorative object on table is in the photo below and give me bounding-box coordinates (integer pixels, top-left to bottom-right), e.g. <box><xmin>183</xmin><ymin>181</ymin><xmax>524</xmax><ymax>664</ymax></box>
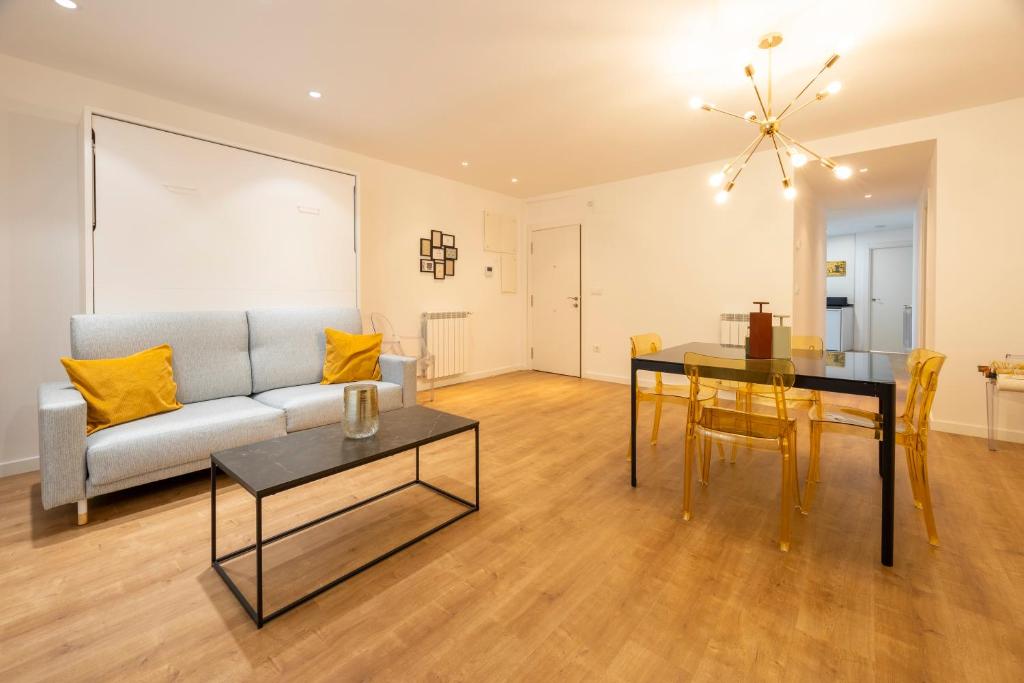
<box><xmin>343</xmin><ymin>383</ymin><xmax>380</xmax><ymax>439</ymax></box>
<box><xmin>692</xmin><ymin>32</ymin><xmax>852</xmax><ymax>203</ymax></box>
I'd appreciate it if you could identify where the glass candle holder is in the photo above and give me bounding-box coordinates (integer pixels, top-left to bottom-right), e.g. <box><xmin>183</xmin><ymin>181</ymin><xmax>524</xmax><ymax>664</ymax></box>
<box><xmin>343</xmin><ymin>384</ymin><xmax>379</xmax><ymax>439</ymax></box>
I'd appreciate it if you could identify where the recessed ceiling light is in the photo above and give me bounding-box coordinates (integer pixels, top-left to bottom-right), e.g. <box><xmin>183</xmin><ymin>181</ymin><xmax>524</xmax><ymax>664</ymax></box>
<box><xmin>859</xmin><ymin>167</ymin><xmax>868</xmax><ymax>173</ymax></box>
<box><xmin>864</xmin><ymin>194</ymin><xmax>873</xmax><ymax>198</ymax></box>
<box><xmin>308</xmin><ymin>90</ymin><xmax>322</xmax><ymax>99</ymax></box>
<box><xmin>55</xmin><ymin>0</ymin><xmax>77</xmax><ymax>8</ymax></box>
<box><xmin>511</xmin><ymin>178</ymin><xmax>519</xmax><ymax>183</ymax></box>
<box><xmin>460</xmin><ymin>161</ymin><xmax>470</xmax><ymax>167</ymax></box>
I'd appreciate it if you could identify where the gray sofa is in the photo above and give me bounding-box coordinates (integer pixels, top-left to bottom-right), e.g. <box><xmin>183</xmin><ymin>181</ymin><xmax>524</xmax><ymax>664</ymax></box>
<box><xmin>37</xmin><ymin>307</ymin><xmax>416</xmax><ymax>524</ymax></box>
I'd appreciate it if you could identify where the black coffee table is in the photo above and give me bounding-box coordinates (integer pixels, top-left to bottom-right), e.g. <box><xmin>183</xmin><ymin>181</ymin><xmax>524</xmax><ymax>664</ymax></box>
<box><xmin>210</xmin><ymin>405</ymin><xmax>479</xmax><ymax>627</ymax></box>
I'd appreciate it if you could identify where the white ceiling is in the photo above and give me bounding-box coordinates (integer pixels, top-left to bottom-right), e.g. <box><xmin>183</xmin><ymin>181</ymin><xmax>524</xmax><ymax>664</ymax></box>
<box><xmin>800</xmin><ymin>139</ymin><xmax>935</xmax><ymax>235</ymax></box>
<box><xmin>1</xmin><ymin>0</ymin><xmax>1022</xmax><ymax>197</ymax></box>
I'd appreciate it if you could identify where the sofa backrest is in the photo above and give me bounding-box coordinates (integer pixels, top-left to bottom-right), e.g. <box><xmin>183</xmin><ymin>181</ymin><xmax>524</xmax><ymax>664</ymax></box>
<box><xmin>247</xmin><ymin>307</ymin><xmax>362</xmax><ymax>394</ymax></box>
<box><xmin>70</xmin><ymin>311</ymin><xmax>253</xmax><ymax>404</ymax></box>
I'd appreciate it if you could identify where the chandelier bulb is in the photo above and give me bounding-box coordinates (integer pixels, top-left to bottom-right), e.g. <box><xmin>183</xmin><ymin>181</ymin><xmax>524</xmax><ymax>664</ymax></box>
<box><xmin>790</xmin><ymin>151</ymin><xmax>808</xmax><ymax>168</ymax></box>
<box><xmin>833</xmin><ymin>165</ymin><xmax>853</xmax><ymax>180</ymax></box>
<box><xmin>782</xmin><ymin>178</ymin><xmax>797</xmax><ymax>200</ymax></box>
<box><xmin>714</xmin><ymin>190</ymin><xmax>729</xmax><ymax>204</ymax></box>
<box><xmin>826</xmin><ymin>81</ymin><xmax>842</xmax><ymax>95</ymax></box>
<box><xmin>709</xmin><ymin>171</ymin><xmax>726</xmax><ymax>187</ymax></box>
<box><xmin>689</xmin><ymin>96</ymin><xmax>704</xmax><ymax>110</ymax></box>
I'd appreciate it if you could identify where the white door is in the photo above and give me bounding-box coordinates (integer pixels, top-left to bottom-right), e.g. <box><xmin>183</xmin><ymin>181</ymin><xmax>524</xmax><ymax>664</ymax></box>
<box><xmin>869</xmin><ymin>245</ymin><xmax>913</xmax><ymax>352</ymax></box>
<box><xmin>530</xmin><ymin>224</ymin><xmax>581</xmax><ymax>376</ymax></box>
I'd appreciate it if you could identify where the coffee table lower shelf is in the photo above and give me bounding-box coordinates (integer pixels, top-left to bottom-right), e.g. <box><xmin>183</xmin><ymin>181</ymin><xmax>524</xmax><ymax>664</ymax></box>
<box><xmin>211</xmin><ymin>448</ymin><xmax>478</xmax><ymax>628</ymax></box>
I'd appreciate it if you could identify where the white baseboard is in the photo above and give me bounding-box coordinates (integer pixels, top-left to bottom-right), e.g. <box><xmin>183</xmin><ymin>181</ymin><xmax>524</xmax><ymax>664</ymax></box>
<box><xmin>0</xmin><ymin>455</ymin><xmax>40</xmax><ymax>477</ymax></box>
<box><xmin>931</xmin><ymin>419</ymin><xmax>1024</xmax><ymax>444</ymax></box>
<box><xmin>418</xmin><ymin>365</ymin><xmax>527</xmax><ymax>392</ymax></box>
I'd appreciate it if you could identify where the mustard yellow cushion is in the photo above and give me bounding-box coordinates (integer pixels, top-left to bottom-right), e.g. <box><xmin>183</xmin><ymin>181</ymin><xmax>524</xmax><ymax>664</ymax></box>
<box><xmin>61</xmin><ymin>344</ymin><xmax>183</xmax><ymax>435</ymax></box>
<box><xmin>321</xmin><ymin>329</ymin><xmax>383</xmax><ymax>384</ymax></box>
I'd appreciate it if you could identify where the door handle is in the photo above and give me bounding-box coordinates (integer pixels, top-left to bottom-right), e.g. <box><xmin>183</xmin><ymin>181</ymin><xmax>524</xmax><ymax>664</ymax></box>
<box><xmin>567</xmin><ymin>296</ymin><xmax>580</xmax><ymax>302</ymax></box>
<box><xmin>872</xmin><ymin>298</ymin><xmax>883</xmax><ymax>303</ymax></box>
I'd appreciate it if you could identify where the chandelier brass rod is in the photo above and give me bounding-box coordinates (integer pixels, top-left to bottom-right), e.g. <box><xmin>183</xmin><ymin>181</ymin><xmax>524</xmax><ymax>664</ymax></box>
<box><xmin>723</xmin><ymin>131</ymin><xmax>770</xmax><ymax>175</ymax></box>
<box><xmin>705</xmin><ymin>105</ymin><xmax>760</xmax><ymax>124</ymax></box>
<box><xmin>729</xmin><ymin>132</ymin><xmax>767</xmax><ymax>186</ymax></box>
<box><xmin>775</xmin><ymin>131</ymin><xmax>837</xmax><ymax>168</ymax></box>
<box><xmin>767</xmin><ymin>46</ymin><xmax>773</xmax><ymax>115</ymax></box>
<box><xmin>769</xmin><ymin>133</ymin><xmax>788</xmax><ymax>181</ymax></box>
<box><xmin>777</xmin><ymin>94</ymin><xmax>825</xmax><ymax>122</ymax></box>
<box><xmin>776</xmin><ymin>64</ymin><xmax>829</xmax><ymax>119</ymax></box>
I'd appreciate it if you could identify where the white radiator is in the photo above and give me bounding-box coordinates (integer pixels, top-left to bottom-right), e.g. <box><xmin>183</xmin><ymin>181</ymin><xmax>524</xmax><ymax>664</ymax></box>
<box><xmin>719</xmin><ymin>313</ymin><xmax>750</xmax><ymax>347</ymax></box>
<box><xmin>422</xmin><ymin>311</ymin><xmax>470</xmax><ymax>379</ymax></box>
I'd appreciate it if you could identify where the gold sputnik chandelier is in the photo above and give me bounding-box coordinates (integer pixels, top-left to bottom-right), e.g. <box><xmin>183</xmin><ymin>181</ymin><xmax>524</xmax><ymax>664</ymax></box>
<box><xmin>691</xmin><ymin>32</ymin><xmax>849</xmax><ymax>203</ymax></box>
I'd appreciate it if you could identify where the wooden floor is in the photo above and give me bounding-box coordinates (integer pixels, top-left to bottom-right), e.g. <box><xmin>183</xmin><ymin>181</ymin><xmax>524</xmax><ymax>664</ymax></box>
<box><xmin>2</xmin><ymin>371</ymin><xmax>1024</xmax><ymax>681</ymax></box>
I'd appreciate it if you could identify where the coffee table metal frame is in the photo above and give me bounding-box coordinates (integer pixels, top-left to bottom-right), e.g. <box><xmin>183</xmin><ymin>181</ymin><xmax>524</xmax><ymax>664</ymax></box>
<box><xmin>211</xmin><ymin>421</ymin><xmax>479</xmax><ymax>628</ymax></box>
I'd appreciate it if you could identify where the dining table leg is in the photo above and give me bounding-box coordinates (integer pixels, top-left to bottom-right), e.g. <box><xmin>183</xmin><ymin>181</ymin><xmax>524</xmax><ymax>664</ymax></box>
<box><xmin>631</xmin><ymin>359</ymin><xmax>637</xmax><ymax>488</ymax></box>
<box><xmin>880</xmin><ymin>382</ymin><xmax>896</xmax><ymax>566</ymax></box>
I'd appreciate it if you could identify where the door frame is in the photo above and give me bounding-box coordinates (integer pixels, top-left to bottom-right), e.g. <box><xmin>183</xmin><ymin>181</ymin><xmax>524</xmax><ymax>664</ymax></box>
<box><xmin>866</xmin><ymin>241</ymin><xmax>913</xmax><ymax>353</ymax></box>
<box><xmin>527</xmin><ymin>223</ymin><xmax>582</xmax><ymax>377</ymax></box>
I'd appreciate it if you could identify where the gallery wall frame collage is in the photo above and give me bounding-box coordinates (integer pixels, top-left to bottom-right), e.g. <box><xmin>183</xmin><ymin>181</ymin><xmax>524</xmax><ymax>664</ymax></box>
<box><xmin>419</xmin><ymin>229</ymin><xmax>458</xmax><ymax>279</ymax></box>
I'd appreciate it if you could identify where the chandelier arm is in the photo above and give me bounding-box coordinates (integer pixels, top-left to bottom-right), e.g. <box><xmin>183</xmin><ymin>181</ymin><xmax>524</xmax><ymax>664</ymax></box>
<box><xmin>775</xmin><ymin>131</ymin><xmax>837</xmax><ymax>168</ymax></box>
<box><xmin>703</xmin><ymin>105</ymin><xmax>761</xmax><ymax>124</ymax></box>
<box><xmin>769</xmin><ymin>134</ymin><xmax>788</xmax><ymax>181</ymax></box>
<box><xmin>777</xmin><ymin>94</ymin><xmax>826</xmax><ymax>123</ymax></box>
<box><xmin>750</xmin><ymin>80</ymin><xmax>770</xmax><ymax>120</ymax></box>
<box><xmin>723</xmin><ymin>131</ymin><xmax>770</xmax><ymax>175</ymax></box>
<box><xmin>728</xmin><ymin>133</ymin><xmax>767</xmax><ymax>186</ymax></box>
<box><xmin>776</xmin><ymin>65</ymin><xmax>829</xmax><ymax>119</ymax></box>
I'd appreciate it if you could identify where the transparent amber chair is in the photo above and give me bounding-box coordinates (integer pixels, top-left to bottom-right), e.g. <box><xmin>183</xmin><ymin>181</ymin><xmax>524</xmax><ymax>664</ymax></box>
<box><xmin>804</xmin><ymin>348</ymin><xmax>946</xmax><ymax>545</ymax></box>
<box><xmin>630</xmin><ymin>334</ymin><xmax>716</xmax><ymax>448</ymax></box>
<box><xmin>682</xmin><ymin>353</ymin><xmax>802</xmax><ymax>551</ymax></box>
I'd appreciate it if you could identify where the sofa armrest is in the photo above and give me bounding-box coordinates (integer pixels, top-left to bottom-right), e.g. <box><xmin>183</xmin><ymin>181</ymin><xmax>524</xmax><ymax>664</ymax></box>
<box><xmin>379</xmin><ymin>354</ymin><xmax>417</xmax><ymax>407</ymax></box>
<box><xmin>38</xmin><ymin>382</ymin><xmax>88</xmax><ymax>509</ymax></box>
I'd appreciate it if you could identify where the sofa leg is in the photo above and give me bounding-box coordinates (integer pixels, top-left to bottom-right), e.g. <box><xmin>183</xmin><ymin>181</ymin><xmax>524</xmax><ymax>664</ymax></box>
<box><xmin>77</xmin><ymin>499</ymin><xmax>88</xmax><ymax>526</ymax></box>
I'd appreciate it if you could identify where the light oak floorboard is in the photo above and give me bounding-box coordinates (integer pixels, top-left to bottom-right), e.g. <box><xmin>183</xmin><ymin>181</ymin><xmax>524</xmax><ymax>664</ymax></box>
<box><xmin>1</xmin><ymin>370</ymin><xmax>1022</xmax><ymax>681</ymax></box>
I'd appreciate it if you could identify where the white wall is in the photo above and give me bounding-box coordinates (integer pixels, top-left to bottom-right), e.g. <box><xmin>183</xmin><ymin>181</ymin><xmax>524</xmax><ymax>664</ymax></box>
<box><xmin>525</xmin><ymin>158</ymin><xmax>794</xmax><ymax>384</ymax></box>
<box><xmin>529</xmin><ymin>96</ymin><xmax>1024</xmax><ymax>443</ymax></box>
<box><xmin>0</xmin><ymin>54</ymin><xmax>526</xmax><ymax>475</ymax></box>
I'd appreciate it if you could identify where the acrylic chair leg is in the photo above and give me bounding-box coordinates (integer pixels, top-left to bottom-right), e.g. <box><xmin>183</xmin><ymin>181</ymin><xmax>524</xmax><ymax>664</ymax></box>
<box><xmin>701</xmin><ymin>435</ymin><xmax>712</xmax><ymax>485</ymax></box>
<box><xmin>904</xmin><ymin>444</ymin><xmax>923</xmax><ymax>509</ymax></box>
<box><xmin>683</xmin><ymin>431</ymin><xmax>695</xmax><ymax>521</ymax></box>
<box><xmin>779</xmin><ymin>437</ymin><xmax>792</xmax><ymax>552</ymax></box>
<box><xmin>803</xmin><ymin>422</ymin><xmax>821</xmax><ymax>514</ymax></box>
<box><xmin>651</xmin><ymin>398</ymin><xmax>663</xmax><ymax>445</ymax></box>
<box><xmin>917</xmin><ymin>453</ymin><xmax>940</xmax><ymax>546</ymax></box>
<box><xmin>791</xmin><ymin>428</ymin><xmax>803</xmax><ymax>513</ymax></box>
<box><xmin>986</xmin><ymin>380</ymin><xmax>998</xmax><ymax>451</ymax></box>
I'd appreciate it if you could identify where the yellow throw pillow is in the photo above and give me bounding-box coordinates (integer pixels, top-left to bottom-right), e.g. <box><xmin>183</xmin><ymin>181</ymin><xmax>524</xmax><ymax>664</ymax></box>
<box><xmin>61</xmin><ymin>344</ymin><xmax>183</xmax><ymax>435</ymax></box>
<box><xmin>321</xmin><ymin>329</ymin><xmax>383</xmax><ymax>384</ymax></box>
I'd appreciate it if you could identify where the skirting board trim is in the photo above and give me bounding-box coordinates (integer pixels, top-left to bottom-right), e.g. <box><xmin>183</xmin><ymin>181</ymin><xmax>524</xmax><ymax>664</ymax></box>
<box><xmin>417</xmin><ymin>365</ymin><xmax>527</xmax><ymax>392</ymax></box>
<box><xmin>0</xmin><ymin>455</ymin><xmax>40</xmax><ymax>477</ymax></box>
<box><xmin>931</xmin><ymin>419</ymin><xmax>1024</xmax><ymax>445</ymax></box>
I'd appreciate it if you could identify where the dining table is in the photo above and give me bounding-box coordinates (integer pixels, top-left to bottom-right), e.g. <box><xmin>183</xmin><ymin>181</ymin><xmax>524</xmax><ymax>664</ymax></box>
<box><xmin>630</xmin><ymin>342</ymin><xmax>899</xmax><ymax>567</ymax></box>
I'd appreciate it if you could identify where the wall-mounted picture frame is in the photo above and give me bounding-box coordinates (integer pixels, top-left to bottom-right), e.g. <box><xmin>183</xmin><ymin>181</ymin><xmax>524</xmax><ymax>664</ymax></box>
<box><xmin>431</xmin><ymin>229</ymin><xmax>443</xmax><ymax>247</ymax></box>
<box><xmin>420</xmin><ymin>258</ymin><xmax>434</xmax><ymax>273</ymax></box>
<box><xmin>444</xmin><ymin>259</ymin><xmax>455</xmax><ymax>276</ymax></box>
<box><xmin>432</xmin><ymin>247</ymin><xmax>445</xmax><ymax>260</ymax></box>
<box><xmin>442</xmin><ymin>233</ymin><xmax>455</xmax><ymax>247</ymax></box>
<box><xmin>433</xmin><ymin>261</ymin><xmax>446</xmax><ymax>279</ymax></box>
<box><xmin>826</xmin><ymin>260</ymin><xmax>847</xmax><ymax>277</ymax></box>
<box><xmin>419</xmin><ymin>238</ymin><xmax>431</xmax><ymax>257</ymax></box>
<box><xmin>444</xmin><ymin>246</ymin><xmax>458</xmax><ymax>260</ymax></box>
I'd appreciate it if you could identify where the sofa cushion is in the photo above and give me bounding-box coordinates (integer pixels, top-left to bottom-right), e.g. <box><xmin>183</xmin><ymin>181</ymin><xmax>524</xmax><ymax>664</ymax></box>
<box><xmin>85</xmin><ymin>396</ymin><xmax>286</xmax><ymax>486</ymax></box>
<box><xmin>71</xmin><ymin>311</ymin><xmax>252</xmax><ymax>404</ymax></box>
<box><xmin>252</xmin><ymin>381</ymin><xmax>402</xmax><ymax>432</ymax></box>
<box><xmin>247</xmin><ymin>307</ymin><xmax>362</xmax><ymax>393</ymax></box>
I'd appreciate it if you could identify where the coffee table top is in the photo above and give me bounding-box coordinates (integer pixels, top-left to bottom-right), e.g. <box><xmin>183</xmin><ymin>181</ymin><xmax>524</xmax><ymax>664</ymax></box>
<box><xmin>212</xmin><ymin>405</ymin><xmax>478</xmax><ymax>497</ymax></box>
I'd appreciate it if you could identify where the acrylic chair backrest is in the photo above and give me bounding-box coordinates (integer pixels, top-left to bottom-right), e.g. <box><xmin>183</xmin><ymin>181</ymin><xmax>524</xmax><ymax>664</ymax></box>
<box><xmin>792</xmin><ymin>335</ymin><xmax>824</xmax><ymax>352</ymax></box>
<box><xmin>684</xmin><ymin>352</ymin><xmax>796</xmax><ymax>423</ymax></box>
<box><xmin>630</xmin><ymin>333</ymin><xmax>664</xmax><ymax>388</ymax></box>
<box><xmin>903</xmin><ymin>348</ymin><xmax>946</xmax><ymax>445</ymax></box>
